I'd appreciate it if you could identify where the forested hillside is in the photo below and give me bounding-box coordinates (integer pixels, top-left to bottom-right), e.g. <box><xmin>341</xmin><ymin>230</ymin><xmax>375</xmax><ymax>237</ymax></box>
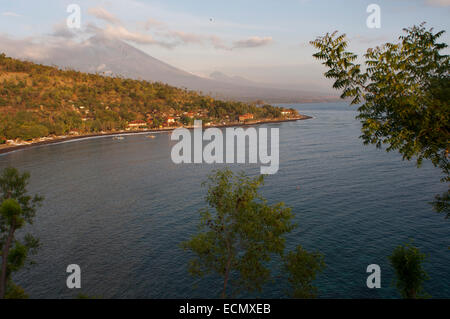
<box><xmin>0</xmin><ymin>53</ymin><xmax>289</xmax><ymax>143</ymax></box>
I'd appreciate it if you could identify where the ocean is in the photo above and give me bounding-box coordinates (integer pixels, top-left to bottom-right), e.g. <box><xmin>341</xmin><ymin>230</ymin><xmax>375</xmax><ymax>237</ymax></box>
<box><xmin>1</xmin><ymin>102</ymin><xmax>448</xmax><ymax>298</ymax></box>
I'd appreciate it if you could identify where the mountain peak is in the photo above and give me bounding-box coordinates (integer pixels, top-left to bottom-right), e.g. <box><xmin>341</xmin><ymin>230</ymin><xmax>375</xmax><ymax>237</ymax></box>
<box><xmin>1</xmin><ymin>35</ymin><xmax>336</xmax><ymax>103</ymax></box>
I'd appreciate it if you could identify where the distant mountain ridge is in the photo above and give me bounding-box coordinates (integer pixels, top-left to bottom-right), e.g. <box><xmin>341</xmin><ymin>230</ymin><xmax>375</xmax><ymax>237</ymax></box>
<box><xmin>6</xmin><ymin>35</ymin><xmax>338</xmax><ymax>103</ymax></box>
<box><xmin>209</xmin><ymin>71</ymin><xmax>257</xmax><ymax>86</ymax></box>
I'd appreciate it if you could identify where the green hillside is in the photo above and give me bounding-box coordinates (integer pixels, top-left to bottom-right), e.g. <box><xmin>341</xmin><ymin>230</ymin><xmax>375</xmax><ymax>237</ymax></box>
<box><xmin>0</xmin><ymin>53</ymin><xmax>293</xmax><ymax>143</ymax></box>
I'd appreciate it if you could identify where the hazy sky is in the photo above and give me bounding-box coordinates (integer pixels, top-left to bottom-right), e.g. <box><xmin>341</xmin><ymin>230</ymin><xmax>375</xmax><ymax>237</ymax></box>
<box><xmin>0</xmin><ymin>0</ymin><xmax>449</xmax><ymax>88</ymax></box>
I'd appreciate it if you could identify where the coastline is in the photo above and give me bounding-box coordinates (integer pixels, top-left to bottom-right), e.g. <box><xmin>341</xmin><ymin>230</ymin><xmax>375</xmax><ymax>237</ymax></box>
<box><xmin>0</xmin><ymin>115</ymin><xmax>312</xmax><ymax>155</ymax></box>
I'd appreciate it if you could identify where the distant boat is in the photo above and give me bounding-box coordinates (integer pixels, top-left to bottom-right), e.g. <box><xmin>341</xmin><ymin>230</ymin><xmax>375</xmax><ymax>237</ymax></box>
<box><xmin>146</xmin><ymin>135</ymin><xmax>156</xmax><ymax>139</ymax></box>
<box><xmin>113</xmin><ymin>136</ymin><xmax>125</xmax><ymax>140</ymax></box>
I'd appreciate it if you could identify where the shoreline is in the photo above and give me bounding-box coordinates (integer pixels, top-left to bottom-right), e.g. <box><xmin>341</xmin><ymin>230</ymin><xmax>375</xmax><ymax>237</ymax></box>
<box><xmin>0</xmin><ymin>116</ymin><xmax>312</xmax><ymax>155</ymax></box>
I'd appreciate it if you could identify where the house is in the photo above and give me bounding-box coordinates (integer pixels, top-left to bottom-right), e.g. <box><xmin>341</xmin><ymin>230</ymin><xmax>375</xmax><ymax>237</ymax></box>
<box><xmin>239</xmin><ymin>113</ymin><xmax>254</xmax><ymax>122</ymax></box>
<box><xmin>127</xmin><ymin>120</ymin><xmax>148</xmax><ymax>129</ymax></box>
<box><xmin>281</xmin><ymin>110</ymin><xmax>291</xmax><ymax>116</ymax></box>
<box><xmin>167</xmin><ymin>117</ymin><xmax>176</xmax><ymax>124</ymax></box>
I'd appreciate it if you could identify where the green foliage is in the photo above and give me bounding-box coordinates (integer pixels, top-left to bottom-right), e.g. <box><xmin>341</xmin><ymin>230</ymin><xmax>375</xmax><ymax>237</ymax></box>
<box><xmin>388</xmin><ymin>243</ymin><xmax>429</xmax><ymax>299</ymax></box>
<box><xmin>182</xmin><ymin>169</ymin><xmax>294</xmax><ymax>298</ymax></box>
<box><xmin>182</xmin><ymin>169</ymin><xmax>324</xmax><ymax>298</ymax></box>
<box><xmin>0</xmin><ymin>167</ymin><xmax>42</xmax><ymax>299</ymax></box>
<box><xmin>0</xmin><ymin>167</ymin><xmax>43</xmax><ymax>220</ymax></box>
<box><xmin>5</xmin><ymin>124</ymin><xmax>49</xmax><ymax>141</ymax></box>
<box><xmin>311</xmin><ymin>24</ymin><xmax>450</xmax><ymax>218</ymax></box>
<box><xmin>433</xmin><ymin>190</ymin><xmax>449</xmax><ymax>218</ymax></box>
<box><xmin>0</xmin><ymin>199</ymin><xmax>24</xmax><ymax>227</ymax></box>
<box><xmin>180</xmin><ymin>115</ymin><xmax>194</xmax><ymax>126</ymax></box>
<box><xmin>283</xmin><ymin>245</ymin><xmax>325</xmax><ymax>298</ymax></box>
<box><xmin>5</xmin><ymin>281</ymin><xmax>28</xmax><ymax>299</ymax></box>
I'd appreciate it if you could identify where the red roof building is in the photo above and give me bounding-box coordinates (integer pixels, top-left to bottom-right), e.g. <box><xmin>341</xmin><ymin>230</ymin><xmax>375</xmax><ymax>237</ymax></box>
<box><xmin>167</xmin><ymin>117</ymin><xmax>176</xmax><ymax>124</ymax></box>
<box><xmin>239</xmin><ymin>113</ymin><xmax>254</xmax><ymax>122</ymax></box>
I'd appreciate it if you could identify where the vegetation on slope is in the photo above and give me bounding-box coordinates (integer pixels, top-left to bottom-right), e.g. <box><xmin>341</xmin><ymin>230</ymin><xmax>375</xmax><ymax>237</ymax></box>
<box><xmin>0</xmin><ymin>53</ymin><xmax>292</xmax><ymax>141</ymax></box>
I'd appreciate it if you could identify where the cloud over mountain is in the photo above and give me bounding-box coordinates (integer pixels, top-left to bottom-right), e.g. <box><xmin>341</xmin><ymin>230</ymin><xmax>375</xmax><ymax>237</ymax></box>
<box><xmin>83</xmin><ymin>6</ymin><xmax>272</xmax><ymax>51</ymax></box>
<box><xmin>88</xmin><ymin>7</ymin><xmax>121</xmax><ymax>25</ymax></box>
<box><xmin>233</xmin><ymin>36</ymin><xmax>273</xmax><ymax>49</ymax></box>
<box><xmin>1</xmin><ymin>11</ymin><xmax>22</xmax><ymax>17</ymax></box>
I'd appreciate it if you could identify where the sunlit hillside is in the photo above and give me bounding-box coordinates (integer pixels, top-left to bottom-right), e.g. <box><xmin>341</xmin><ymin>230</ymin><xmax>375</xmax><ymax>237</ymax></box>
<box><xmin>0</xmin><ymin>53</ymin><xmax>289</xmax><ymax>142</ymax></box>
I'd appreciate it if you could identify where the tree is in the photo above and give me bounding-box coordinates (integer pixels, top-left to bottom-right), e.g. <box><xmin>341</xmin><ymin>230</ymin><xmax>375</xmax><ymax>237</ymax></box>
<box><xmin>6</xmin><ymin>124</ymin><xmax>49</xmax><ymax>141</ymax></box>
<box><xmin>388</xmin><ymin>243</ymin><xmax>429</xmax><ymax>299</ymax></box>
<box><xmin>310</xmin><ymin>24</ymin><xmax>450</xmax><ymax>218</ymax></box>
<box><xmin>283</xmin><ymin>245</ymin><xmax>325</xmax><ymax>298</ymax></box>
<box><xmin>0</xmin><ymin>167</ymin><xmax>42</xmax><ymax>299</ymax></box>
<box><xmin>182</xmin><ymin>169</ymin><xmax>324</xmax><ymax>298</ymax></box>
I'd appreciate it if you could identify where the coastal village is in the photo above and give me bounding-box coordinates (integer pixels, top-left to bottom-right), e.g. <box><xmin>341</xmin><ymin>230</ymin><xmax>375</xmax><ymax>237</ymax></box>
<box><xmin>123</xmin><ymin>109</ymin><xmax>298</xmax><ymax>131</ymax></box>
<box><xmin>126</xmin><ymin>111</ymin><xmax>259</xmax><ymax>130</ymax></box>
<box><xmin>0</xmin><ymin>53</ymin><xmax>307</xmax><ymax>153</ymax></box>
<box><xmin>0</xmin><ymin>107</ymin><xmax>305</xmax><ymax>152</ymax></box>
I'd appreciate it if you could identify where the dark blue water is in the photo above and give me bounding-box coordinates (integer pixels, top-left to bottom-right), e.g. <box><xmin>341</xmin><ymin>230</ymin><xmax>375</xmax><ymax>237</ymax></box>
<box><xmin>1</xmin><ymin>102</ymin><xmax>448</xmax><ymax>299</ymax></box>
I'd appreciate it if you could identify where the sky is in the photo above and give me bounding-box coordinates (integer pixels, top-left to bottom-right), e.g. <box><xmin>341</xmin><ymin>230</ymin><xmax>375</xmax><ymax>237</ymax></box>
<box><xmin>0</xmin><ymin>0</ymin><xmax>449</xmax><ymax>89</ymax></box>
